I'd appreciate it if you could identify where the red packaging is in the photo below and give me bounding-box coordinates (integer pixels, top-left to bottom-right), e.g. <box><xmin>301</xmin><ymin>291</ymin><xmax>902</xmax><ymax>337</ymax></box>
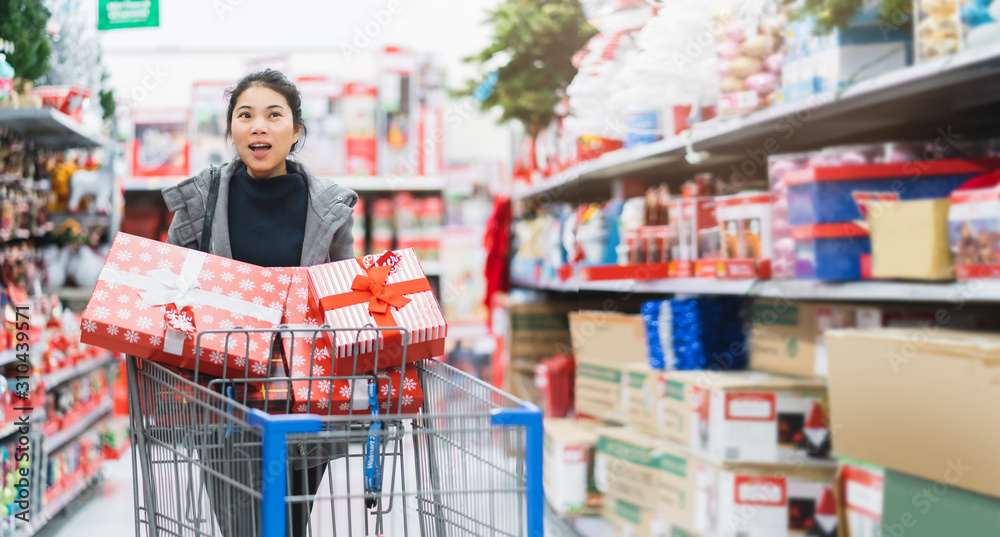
<box><xmin>306</xmin><ymin>249</ymin><xmax>447</xmax><ymax>375</ymax></box>
<box><xmin>80</xmin><ymin>233</ymin><xmax>288</xmax><ymax>378</ymax></box>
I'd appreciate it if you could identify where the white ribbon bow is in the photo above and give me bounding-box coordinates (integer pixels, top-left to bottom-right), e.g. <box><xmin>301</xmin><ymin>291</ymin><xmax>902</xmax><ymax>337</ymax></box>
<box><xmin>141</xmin><ymin>268</ymin><xmax>202</xmax><ymax>308</ymax></box>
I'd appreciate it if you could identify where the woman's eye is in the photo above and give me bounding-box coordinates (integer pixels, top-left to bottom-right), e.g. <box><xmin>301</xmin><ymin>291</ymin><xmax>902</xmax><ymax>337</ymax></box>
<box><xmin>270</xmin><ymin>112</ymin><xmax>281</xmax><ymax>118</ymax></box>
<box><xmin>239</xmin><ymin>112</ymin><xmax>250</xmax><ymax>118</ymax></box>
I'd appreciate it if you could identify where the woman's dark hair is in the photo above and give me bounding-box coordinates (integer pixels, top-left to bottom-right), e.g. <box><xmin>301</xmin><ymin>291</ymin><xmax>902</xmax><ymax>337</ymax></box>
<box><xmin>225</xmin><ymin>69</ymin><xmax>306</xmax><ymax>152</ymax></box>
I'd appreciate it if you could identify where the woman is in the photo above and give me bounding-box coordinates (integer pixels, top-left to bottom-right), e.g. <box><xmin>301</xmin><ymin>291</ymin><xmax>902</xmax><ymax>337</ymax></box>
<box><xmin>162</xmin><ymin>69</ymin><xmax>357</xmax><ymax>537</ymax></box>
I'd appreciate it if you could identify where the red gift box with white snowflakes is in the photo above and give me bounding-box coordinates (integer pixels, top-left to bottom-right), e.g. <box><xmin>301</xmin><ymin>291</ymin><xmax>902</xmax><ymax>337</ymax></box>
<box><xmin>306</xmin><ymin>249</ymin><xmax>447</xmax><ymax>375</ymax></box>
<box><xmin>279</xmin><ymin>267</ymin><xmax>424</xmax><ymax>414</ymax></box>
<box><xmin>80</xmin><ymin>232</ymin><xmax>288</xmax><ymax>378</ymax></box>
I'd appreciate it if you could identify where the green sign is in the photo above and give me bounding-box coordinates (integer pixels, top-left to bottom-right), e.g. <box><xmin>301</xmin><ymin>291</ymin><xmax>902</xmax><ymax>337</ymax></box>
<box><xmin>98</xmin><ymin>0</ymin><xmax>160</xmax><ymax>30</ymax></box>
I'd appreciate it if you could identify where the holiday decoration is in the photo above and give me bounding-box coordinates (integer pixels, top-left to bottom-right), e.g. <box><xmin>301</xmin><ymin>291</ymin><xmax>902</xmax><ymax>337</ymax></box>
<box><xmin>307</xmin><ymin>249</ymin><xmax>446</xmax><ymax>375</ymax></box>
<box><xmin>80</xmin><ymin>233</ymin><xmax>288</xmax><ymax>378</ymax></box>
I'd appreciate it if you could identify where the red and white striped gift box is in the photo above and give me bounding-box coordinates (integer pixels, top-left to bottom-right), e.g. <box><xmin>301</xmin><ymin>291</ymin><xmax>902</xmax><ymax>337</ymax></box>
<box><xmin>306</xmin><ymin>249</ymin><xmax>447</xmax><ymax>375</ymax></box>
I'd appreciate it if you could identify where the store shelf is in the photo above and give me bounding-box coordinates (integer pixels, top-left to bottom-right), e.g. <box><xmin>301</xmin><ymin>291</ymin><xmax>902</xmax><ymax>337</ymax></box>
<box><xmin>753</xmin><ymin>279</ymin><xmax>1000</xmax><ymax>303</ymax></box>
<box><xmin>41</xmin><ymin>468</ymin><xmax>104</xmax><ymax>525</ymax></box>
<box><xmin>581</xmin><ymin>277</ymin><xmax>758</xmax><ymax>296</ymax></box>
<box><xmin>0</xmin><ymin>108</ymin><xmax>107</xmax><ymax>149</ymax></box>
<box><xmin>44</xmin><ymin>399</ymin><xmax>112</xmax><ymax>454</ymax></box>
<box><xmin>330</xmin><ymin>175</ymin><xmax>446</xmax><ymax>192</ymax></box>
<box><xmin>0</xmin><ymin>409</ymin><xmax>47</xmax><ymax>441</ymax></box>
<box><xmin>513</xmin><ymin>42</ymin><xmax>1000</xmax><ymax>201</ymax></box>
<box><xmin>40</xmin><ymin>353</ymin><xmax>115</xmax><ymax>390</ymax></box>
<box><xmin>513</xmin><ymin>273</ymin><xmax>1000</xmax><ymax>302</ymax></box>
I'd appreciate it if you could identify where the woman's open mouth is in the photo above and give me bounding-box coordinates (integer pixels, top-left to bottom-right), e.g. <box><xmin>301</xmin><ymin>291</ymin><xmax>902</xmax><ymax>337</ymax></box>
<box><xmin>249</xmin><ymin>142</ymin><xmax>272</xmax><ymax>158</ymax></box>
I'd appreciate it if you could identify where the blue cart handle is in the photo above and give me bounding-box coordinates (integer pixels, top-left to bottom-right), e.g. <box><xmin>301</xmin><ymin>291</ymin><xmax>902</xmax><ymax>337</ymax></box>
<box><xmin>491</xmin><ymin>403</ymin><xmax>544</xmax><ymax>537</ymax></box>
<box><xmin>247</xmin><ymin>409</ymin><xmax>322</xmax><ymax>537</ymax></box>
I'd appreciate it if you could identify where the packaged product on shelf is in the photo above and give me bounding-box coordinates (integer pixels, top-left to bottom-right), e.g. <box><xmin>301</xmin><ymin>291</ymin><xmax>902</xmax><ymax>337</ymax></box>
<box><xmin>505</xmin><ymin>300</ymin><xmax>576</xmax><ymax>405</ymax></box>
<box><xmin>868</xmin><ymin>198</ymin><xmax>954</xmax><ymax>280</ymax></box>
<box><xmin>307</xmin><ymin>248</ymin><xmax>446</xmax><ymax>375</ymax></box>
<box><xmin>778</xmin><ymin>3</ymin><xmax>912</xmax><ymax>105</ymax></box>
<box><xmin>343</xmin><ymin>82</ymin><xmax>378</xmax><ymax>176</ymax></box>
<box><xmin>370</xmin><ymin>197</ymin><xmax>395</xmax><ymax>254</ymax></box>
<box><xmin>598</xmin><ymin>427</ymin><xmax>837</xmax><ymax>537</ymax></box>
<box><xmin>914</xmin><ymin>0</ymin><xmax>1000</xmax><ymax>63</ymax></box>
<box><xmin>534</xmin><ymin>354</ymin><xmax>575</xmax><ymax>418</ymax></box>
<box><xmin>840</xmin><ymin>459</ymin><xmax>885</xmax><ymax>537</ymax></box>
<box><xmin>702</xmin><ymin>191</ymin><xmax>773</xmax><ymax>278</ymax></box>
<box><xmin>569</xmin><ymin>311</ymin><xmax>649</xmax><ymax>422</ymax></box>
<box><xmin>749</xmin><ymin>299</ymin><xmax>885</xmax><ymax>377</ymax></box>
<box><xmin>669</xmin><ymin>296</ymin><xmax>747</xmax><ymax>371</ymax></box>
<box><xmin>840</xmin><ymin>459</ymin><xmax>1000</xmax><ymax>537</ymax></box>
<box><xmin>715</xmin><ymin>1</ymin><xmax>786</xmax><ymax>115</ymax></box>
<box><xmin>826</xmin><ymin>328</ymin><xmax>1000</xmax><ymax>499</ymax></box>
<box><xmin>418</xmin><ymin>196</ymin><xmax>444</xmax><ymax>261</ymax></box>
<box><xmin>393</xmin><ymin>192</ymin><xmax>420</xmax><ymax>252</ymax></box>
<box><xmin>544</xmin><ymin>418</ymin><xmax>603</xmax><ymax>516</ymax></box>
<box><xmin>660</xmin><ymin>370</ymin><xmax>831</xmax><ymax>465</ymax></box>
<box><xmin>769</xmin><ymin>153</ymin><xmax>808</xmax><ymax>279</ymax></box>
<box><xmin>295</xmin><ymin>77</ymin><xmax>346</xmax><ymax>176</ymax></box>
<box><xmin>624</xmin><ymin>363</ymin><xmax>659</xmax><ymax>432</ymax></box>
<box><xmin>668</xmin><ymin>197</ymin><xmax>718</xmax><ymax>278</ymax></box>
<box><xmin>948</xmin><ymin>179</ymin><xmax>1000</xmax><ymax>278</ymax></box>
<box><xmin>705</xmin><ymin>461</ymin><xmax>838</xmax><ymax>537</ymax></box>
<box><xmin>80</xmin><ymin>232</ymin><xmax>287</xmax><ymax>378</ymax></box>
<box><xmin>640</xmin><ymin>299</ymin><xmax>674</xmax><ymax>370</ymax></box>
<box><xmin>785</xmin><ymin>152</ymin><xmax>999</xmax><ymax>279</ymax></box>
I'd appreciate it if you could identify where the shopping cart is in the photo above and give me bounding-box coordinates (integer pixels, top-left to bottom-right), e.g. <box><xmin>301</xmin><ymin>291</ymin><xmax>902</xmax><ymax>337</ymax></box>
<box><xmin>126</xmin><ymin>325</ymin><xmax>543</xmax><ymax>537</ymax></box>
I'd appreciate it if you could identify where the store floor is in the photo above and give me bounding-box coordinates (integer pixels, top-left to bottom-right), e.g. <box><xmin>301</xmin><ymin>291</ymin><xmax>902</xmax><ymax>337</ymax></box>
<box><xmin>35</xmin><ymin>448</ymin><xmax>584</xmax><ymax>537</ymax></box>
<box><xmin>36</xmin><ymin>453</ymin><xmax>136</xmax><ymax>537</ymax></box>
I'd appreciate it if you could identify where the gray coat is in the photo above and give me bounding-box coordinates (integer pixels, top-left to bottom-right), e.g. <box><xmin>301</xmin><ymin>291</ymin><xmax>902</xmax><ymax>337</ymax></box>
<box><xmin>162</xmin><ymin>158</ymin><xmax>356</xmax><ymax>469</ymax></box>
<box><xmin>162</xmin><ymin>158</ymin><xmax>358</xmax><ymax>265</ymax></box>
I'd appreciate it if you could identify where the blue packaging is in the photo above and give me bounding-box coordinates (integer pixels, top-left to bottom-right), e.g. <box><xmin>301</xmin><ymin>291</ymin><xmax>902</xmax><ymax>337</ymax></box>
<box><xmin>669</xmin><ymin>297</ymin><xmax>748</xmax><ymax>371</ymax></box>
<box><xmin>624</xmin><ymin>108</ymin><xmax>660</xmax><ymax>148</ymax></box>
<box><xmin>788</xmin><ymin>173</ymin><xmax>974</xmax><ymax>226</ymax></box>
<box><xmin>795</xmin><ymin>232</ymin><xmax>871</xmax><ymax>280</ymax></box>
<box><xmin>641</xmin><ymin>300</ymin><xmax>666</xmax><ymax>370</ymax></box>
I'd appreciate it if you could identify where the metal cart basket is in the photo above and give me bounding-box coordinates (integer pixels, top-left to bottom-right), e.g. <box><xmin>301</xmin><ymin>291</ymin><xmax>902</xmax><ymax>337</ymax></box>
<box><xmin>126</xmin><ymin>326</ymin><xmax>543</xmax><ymax>537</ymax></box>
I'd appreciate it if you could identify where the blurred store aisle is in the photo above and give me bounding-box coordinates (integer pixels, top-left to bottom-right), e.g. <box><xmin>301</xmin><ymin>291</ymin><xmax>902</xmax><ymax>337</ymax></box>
<box><xmin>35</xmin><ymin>453</ymin><xmax>136</xmax><ymax>537</ymax></box>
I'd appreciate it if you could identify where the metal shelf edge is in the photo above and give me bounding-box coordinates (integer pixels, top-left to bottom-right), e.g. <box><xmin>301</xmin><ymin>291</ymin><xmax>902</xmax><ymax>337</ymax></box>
<box><xmin>40</xmin><ymin>353</ymin><xmax>115</xmax><ymax>390</ymax></box>
<box><xmin>43</xmin><ymin>399</ymin><xmax>113</xmax><ymax>454</ymax></box>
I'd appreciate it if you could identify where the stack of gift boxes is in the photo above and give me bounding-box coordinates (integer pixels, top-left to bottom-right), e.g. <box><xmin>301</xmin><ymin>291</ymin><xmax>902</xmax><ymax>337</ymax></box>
<box><xmin>79</xmin><ymin>232</ymin><xmax>447</xmax><ymax>416</ymax></box>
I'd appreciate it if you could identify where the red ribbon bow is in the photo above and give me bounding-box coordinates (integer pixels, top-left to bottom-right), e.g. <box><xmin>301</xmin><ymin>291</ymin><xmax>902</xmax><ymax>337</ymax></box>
<box><xmin>351</xmin><ymin>264</ymin><xmax>412</xmax><ymax>315</ymax></box>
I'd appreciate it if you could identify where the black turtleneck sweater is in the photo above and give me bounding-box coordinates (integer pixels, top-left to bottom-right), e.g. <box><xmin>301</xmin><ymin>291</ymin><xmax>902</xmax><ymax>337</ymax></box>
<box><xmin>228</xmin><ymin>165</ymin><xmax>307</xmax><ymax>267</ymax></box>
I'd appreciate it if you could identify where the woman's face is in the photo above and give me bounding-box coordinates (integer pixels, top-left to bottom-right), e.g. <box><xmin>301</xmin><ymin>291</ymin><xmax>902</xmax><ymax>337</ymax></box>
<box><xmin>231</xmin><ymin>85</ymin><xmax>300</xmax><ymax>179</ymax></box>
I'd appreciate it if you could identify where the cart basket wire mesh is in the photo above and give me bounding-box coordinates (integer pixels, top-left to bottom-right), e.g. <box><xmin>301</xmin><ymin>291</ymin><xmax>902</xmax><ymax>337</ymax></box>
<box><xmin>126</xmin><ymin>326</ymin><xmax>543</xmax><ymax>537</ymax></box>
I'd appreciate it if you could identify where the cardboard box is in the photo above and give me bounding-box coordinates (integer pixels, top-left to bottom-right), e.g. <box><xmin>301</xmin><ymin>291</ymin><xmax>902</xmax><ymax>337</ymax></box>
<box><xmin>605</xmin><ymin>497</ymin><xmax>704</xmax><ymax>537</ymax></box>
<box><xmin>505</xmin><ymin>301</ymin><xmax>577</xmax><ymax>405</ymax></box>
<box><xmin>826</xmin><ymin>328</ymin><xmax>1000</xmax><ymax>499</ymax></box>
<box><xmin>708</xmin><ymin>462</ymin><xmax>838</xmax><ymax>537</ymax></box>
<box><xmin>595</xmin><ymin>427</ymin><xmax>663</xmax><ymax>511</ymax></box>
<box><xmin>840</xmin><ymin>460</ymin><xmax>885</xmax><ymax>537</ymax></box>
<box><xmin>597</xmin><ymin>427</ymin><xmax>700</xmax><ymax>533</ymax></box>
<box><xmin>840</xmin><ymin>459</ymin><xmax>1000</xmax><ymax>537</ymax></box>
<box><xmin>750</xmin><ymin>299</ymin><xmax>885</xmax><ymax>377</ymax></box>
<box><xmin>660</xmin><ymin>371</ymin><xmax>831</xmax><ymax>465</ymax></box>
<box><xmin>544</xmin><ymin>418</ymin><xmax>603</xmax><ymax>516</ymax></box>
<box><xmin>625</xmin><ymin>363</ymin><xmax>659</xmax><ymax>432</ymax></box>
<box><xmin>570</xmin><ymin>311</ymin><xmax>649</xmax><ymax>421</ymax></box>
<box><xmin>869</xmin><ymin>198</ymin><xmax>954</xmax><ymax>280</ymax></box>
